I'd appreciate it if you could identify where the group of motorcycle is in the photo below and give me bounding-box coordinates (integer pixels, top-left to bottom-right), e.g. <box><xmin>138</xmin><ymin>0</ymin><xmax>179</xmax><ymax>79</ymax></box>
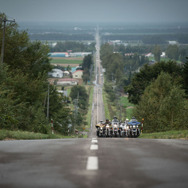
<box><xmin>96</xmin><ymin>117</ymin><xmax>142</xmax><ymax>138</ymax></box>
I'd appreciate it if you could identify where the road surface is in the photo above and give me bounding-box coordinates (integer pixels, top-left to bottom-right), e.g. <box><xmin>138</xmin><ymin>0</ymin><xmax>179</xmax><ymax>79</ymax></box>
<box><xmin>0</xmin><ymin>29</ymin><xmax>188</xmax><ymax>188</ymax></box>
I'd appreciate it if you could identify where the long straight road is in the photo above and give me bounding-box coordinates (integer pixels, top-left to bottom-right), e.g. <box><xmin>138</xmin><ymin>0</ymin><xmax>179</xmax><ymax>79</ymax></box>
<box><xmin>0</xmin><ymin>29</ymin><xmax>188</xmax><ymax>188</ymax></box>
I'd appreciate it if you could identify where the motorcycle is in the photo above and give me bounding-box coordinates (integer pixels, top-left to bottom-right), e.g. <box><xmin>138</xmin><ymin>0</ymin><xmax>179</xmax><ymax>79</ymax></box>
<box><xmin>112</xmin><ymin>123</ymin><xmax>119</xmax><ymax>137</ymax></box>
<box><xmin>120</xmin><ymin>122</ymin><xmax>129</xmax><ymax>137</ymax></box>
<box><xmin>96</xmin><ymin>121</ymin><xmax>104</xmax><ymax>137</ymax></box>
<box><xmin>105</xmin><ymin>124</ymin><xmax>112</xmax><ymax>137</ymax></box>
<box><xmin>127</xmin><ymin>120</ymin><xmax>141</xmax><ymax>137</ymax></box>
<box><xmin>97</xmin><ymin>124</ymin><xmax>106</xmax><ymax>137</ymax></box>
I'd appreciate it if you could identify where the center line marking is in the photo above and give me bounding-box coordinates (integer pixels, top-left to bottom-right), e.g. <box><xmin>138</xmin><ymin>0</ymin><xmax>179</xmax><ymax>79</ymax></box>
<box><xmin>90</xmin><ymin>144</ymin><xmax>98</xmax><ymax>150</ymax></box>
<box><xmin>91</xmin><ymin>140</ymin><xmax>98</xmax><ymax>143</ymax></box>
<box><xmin>86</xmin><ymin>156</ymin><xmax>98</xmax><ymax>170</ymax></box>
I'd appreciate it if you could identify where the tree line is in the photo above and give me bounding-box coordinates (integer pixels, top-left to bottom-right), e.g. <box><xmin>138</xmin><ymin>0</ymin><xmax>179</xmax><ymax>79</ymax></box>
<box><xmin>30</xmin><ymin>33</ymin><xmax>94</xmax><ymax>41</ymax></box>
<box><xmin>100</xmin><ymin>43</ymin><xmax>149</xmax><ymax>88</ymax></box>
<box><xmin>50</xmin><ymin>41</ymin><xmax>95</xmax><ymax>52</ymax></box>
<box><xmin>152</xmin><ymin>44</ymin><xmax>188</xmax><ymax>63</ymax></box>
<box><xmin>102</xmin><ymin>33</ymin><xmax>188</xmax><ymax>44</ymax></box>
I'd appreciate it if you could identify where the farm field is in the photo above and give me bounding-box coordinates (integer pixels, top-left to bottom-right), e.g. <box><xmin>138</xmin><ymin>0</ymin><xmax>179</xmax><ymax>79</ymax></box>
<box><xmin>50</xmin><ymin>57</ymin><xmax>83</xmax><ymax>65</ymax></box>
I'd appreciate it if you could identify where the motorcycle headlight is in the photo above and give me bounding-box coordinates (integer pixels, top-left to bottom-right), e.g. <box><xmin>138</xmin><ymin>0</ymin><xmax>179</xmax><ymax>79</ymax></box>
<box><xmin>133</xmin><ymin>125</ymin><xmax>136</xmax><ymax>128</ymax></box>
<box><xmin>100</xmin><ymin>127</ymin><xmax>103</xmax><ymax>130</ymax></box>
<box><xmin>126</xmin><ymin>126</ymin><xmax>129</xmax><ymax>129</ymax></box>
<box><xmin>114</xmin><ymin>125</ymin><xmax>117</xmax><ymax>128</ymax></box>
<box><xmin>137</xmin><ymin>125</ymin><xmax>139</xmax><ymax>128</ymax></box>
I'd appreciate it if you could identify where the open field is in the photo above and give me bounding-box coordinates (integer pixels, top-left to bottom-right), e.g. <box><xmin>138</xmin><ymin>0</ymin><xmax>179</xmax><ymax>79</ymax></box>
<box><xmin>50</xmin><ymin>57</ymin><xmax>83</xmax><ymax>65</ymax></box>
<box><xmin>102</xmin><ymin>90</ymin><xmax>111</xmax><ymax>120</ymax></box>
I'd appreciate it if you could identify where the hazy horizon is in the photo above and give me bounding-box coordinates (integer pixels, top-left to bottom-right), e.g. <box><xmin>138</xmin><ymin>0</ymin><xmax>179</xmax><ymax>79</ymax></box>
<box><xmin>1</xmin><ymin>0</ymin><xmax>188</xmax><ymax>24</ymax></box>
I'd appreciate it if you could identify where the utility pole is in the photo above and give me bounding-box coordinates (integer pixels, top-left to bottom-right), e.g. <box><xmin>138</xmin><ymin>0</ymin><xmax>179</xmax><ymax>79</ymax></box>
<box><xmin>1</xmin><ymin>17</ymin><xmax>15</xmax><ymax>64</ymax></box>
<box><xmin>47</xmin><ymin>83</ymin><xmax>50</xmax><ymax>121</ymax></box>
<box><xmin>73</xmin><ymin>92</ymin><xmax>79</xmax><ymax>134</ymax></box>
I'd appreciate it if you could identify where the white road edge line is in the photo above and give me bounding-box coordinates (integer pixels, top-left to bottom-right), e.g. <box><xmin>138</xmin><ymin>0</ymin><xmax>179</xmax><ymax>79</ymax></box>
<box><xmin>86</xmin><ymin>156</ymin><xmax>98</xmax><ymax>170</ymax></box>
<box><xmin>90</xmin><ymin>144</ymin><xmax>98</xmax><ymax>150</ymax></box>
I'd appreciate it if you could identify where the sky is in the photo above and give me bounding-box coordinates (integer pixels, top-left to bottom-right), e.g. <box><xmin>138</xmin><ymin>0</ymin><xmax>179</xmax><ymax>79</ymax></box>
<box><xmin>1</xmin><ymin>0</ymin><xmax>188</xmax><ymax>23</ymax></box>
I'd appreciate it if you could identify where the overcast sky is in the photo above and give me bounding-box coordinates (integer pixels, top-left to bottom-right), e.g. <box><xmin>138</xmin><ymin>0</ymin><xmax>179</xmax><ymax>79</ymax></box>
<box><xmin>1</xmin><ymin>0</ymin><xmax>188</xmax><ymax>23</ymax></box>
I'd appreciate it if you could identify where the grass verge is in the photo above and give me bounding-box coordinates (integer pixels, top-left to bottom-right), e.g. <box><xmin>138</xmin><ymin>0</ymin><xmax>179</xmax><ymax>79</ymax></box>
<box><xmin>0</xmin><ymin>129</ymin><xmax>73</xmax><ymax>140</ymax></box>
<box><xmin>86</xmin><ymin>86</ymin><xmax>94</xmax><ymax>129</ymax></box>
<box><xmin>139</xmin><ymin>130</ymin><xmax>188</xmax><ymax>139</ymax></box>
<box><xmin>120</xmin><ymin>96</ymin><xmax>134</xmax><ymax>119</ymax></box>
<box><xmin>102</xmin><ymin>89</ymin><xmax>111</xmax><ymax>120</ymax></box>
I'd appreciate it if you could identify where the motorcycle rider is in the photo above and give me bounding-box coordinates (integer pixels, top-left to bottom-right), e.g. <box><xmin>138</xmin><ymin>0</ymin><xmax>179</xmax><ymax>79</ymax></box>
<box><xmin>104</xmin><ymin>119</ymin><xmax>111</xmax><ymax>127</ymax></box>
<box><xmin>130</xmin><ymin>117</ymin><xmax>137</xmax><ymax>122</ymax></box>
<box><xmin>103</xmin><ymin>119</ymin><xmax>112</xmax><ymax>136</ymax></box>
<box><xmin>96</xmin><ymin>120</ymin><xmax>105</xmax><ymax>136</ymax></box>
<box><xmin>112</xmin><ymin>116</ymin><xmax>119</xmax><ymax>123</ymax></box>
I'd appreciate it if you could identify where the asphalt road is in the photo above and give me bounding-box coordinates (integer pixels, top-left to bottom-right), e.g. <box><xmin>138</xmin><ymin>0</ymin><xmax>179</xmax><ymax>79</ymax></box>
<box><xmin>0</xmin><ymin>137</ymin><xmax>188</xmax><ymax>188</ymax></box>
<box><xmin>0</xmin><ymin>29</ymin><xmax>188</xmax><ymax>188</ymax></box>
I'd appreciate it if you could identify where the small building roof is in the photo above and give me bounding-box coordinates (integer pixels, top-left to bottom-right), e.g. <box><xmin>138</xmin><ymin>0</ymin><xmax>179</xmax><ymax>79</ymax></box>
<box><xmin>72</xmin><ymin>70</ymin><xmax>83</xmax><ymax>74</ymax></box>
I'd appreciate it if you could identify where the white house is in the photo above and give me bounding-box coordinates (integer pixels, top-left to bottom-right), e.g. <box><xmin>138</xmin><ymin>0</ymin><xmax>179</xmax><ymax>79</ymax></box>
<box><xmin>169</xmin><ymin>41</ymin><xmax>178</xmax><ymax>45</ymax></box>
<box><xmin>48</xmin><ymin>69</ymin><xmax>63</xmax><ymax>78</ymax></box>
<box><xmin>161</xmin><ymin>52</ymin><xmax>166</xmax><ymax>58</ymax></box>
<box><xmin>69</xmin><ymin>52</ymin><xmax>92</xmax><ymax>57</ymax></box>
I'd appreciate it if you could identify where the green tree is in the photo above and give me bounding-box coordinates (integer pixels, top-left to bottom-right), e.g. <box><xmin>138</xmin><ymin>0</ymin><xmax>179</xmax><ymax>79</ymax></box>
<box><xmin>82</xmin><ymin>54</ymin><xmax>93</xmax><ymax>84</ymax></box>
<box><xmin>152</xmin><ymin>45</ymin><xmax>162</xmax><ymax>62</ymax></box>
<box><xmin>134</xmin><ymin>72</ymin><xmax>188</xmax><ymax>132</ymax></box>
<box><xmin>166</xmin><ymin>45</ymin><xmax>179</xmax><ymax>60</ymax></box>
<box><xmin>70</xmin><ymin>85</ymin><xmax>88</xmax><ymax>110</ymax></box>
<box><xmin>48</xmin><ymin>86</ymin><xmax>71</xmax><ymax>134</ymax></box>
<box><xmin>0</xmin><ymin>13</ymin><xmax>70</xmax><ymax>134</ymax></box>
<box><xmin>82</xmin><ymin>68</ymin><xmax>90</xmax><ymax>84</ymax></box>
<box><xmin>127</xmin><ymin>61</ymin><xmax>183</xmax><ymax>104</ymax></box>
<box><xmin>82</xmin><ymin>54</ymin><xmax>92</xmax><ymax>69</ymax></box>
<box><xmin>182</xmin><ymin>58</ymin><xmax>188</xmax><ymax>95</ymax></box>
<box><xmin>100</xmin><ymin>43</ymin><xmax>113</xmax><ymax>68</ymax></box>
<box><xmin>102</xmin><ymin>53</ymin><xmax>124</xmax><ymax>84</ymax></box>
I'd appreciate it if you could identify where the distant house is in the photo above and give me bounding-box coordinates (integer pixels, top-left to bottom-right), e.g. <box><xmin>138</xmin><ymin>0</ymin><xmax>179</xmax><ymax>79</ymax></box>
<box><xmin>168</xmin><ymin>41</ymin><xmax>178</xmax><ymax>45</ymax></box>
<box><xmin>48</xmin><ymin>69</ymin><xmax>63</xmax><ymax>78</ymax></box>
<box><xmin>56</xmin><ymin>78</ymin><xmax>78</xmax><ymax>86</ymax></box>
<box><xmin>72</xmin><ymin>70</ymin><xmax>83</xmax><ymax>79</ymax></box>
<box><xmin>145</xmin><ymin>53</ymin><xmax>154</xmax><ymax>58</ymax></box>
<box><xmin>48</xmin><ymin>52</ymin><xmax>69</xmax><ymax>57</ymax></box>
<box><xmin>69</xmin><ymin>52</ymin><xmax>92</xmax><ymax>57</ymax></box>
<box><xmin>125</xmin><ymin>53</ymin><xmax>134</xmax><ymax>57</ymax></box>
<box><xmin>161</xmin><ymin>52</ymin><xmax>166</xmax><ymax>58</ymax></box>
